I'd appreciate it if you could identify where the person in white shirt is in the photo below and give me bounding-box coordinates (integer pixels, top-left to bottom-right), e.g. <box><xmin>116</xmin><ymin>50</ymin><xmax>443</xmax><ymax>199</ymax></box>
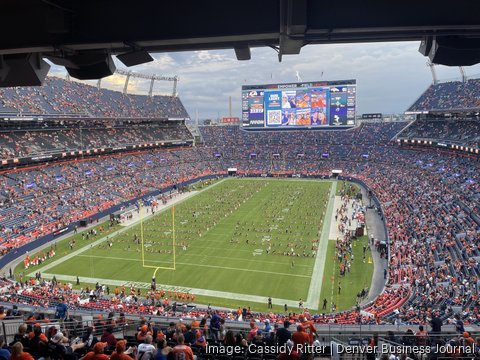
<box><xmin>136</xmin><ymin>335</ymin><xmax>156</xmax><ymax>360</ymax></box>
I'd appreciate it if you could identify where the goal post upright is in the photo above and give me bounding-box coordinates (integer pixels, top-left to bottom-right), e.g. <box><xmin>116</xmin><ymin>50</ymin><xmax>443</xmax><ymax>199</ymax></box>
<box><xmin>140</xmin><ymin>201</ymin><xmax>145</xmax><ymax>267</ymax></box>
<box><xmin>172</xmin><ymin>205</ymin><xmax>176</xmax><ymax>270</ymax></box>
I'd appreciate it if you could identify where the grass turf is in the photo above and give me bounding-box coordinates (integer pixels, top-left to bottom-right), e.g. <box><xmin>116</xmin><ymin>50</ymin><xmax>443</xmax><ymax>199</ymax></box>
<box><xmin>318</xmin><ymin>235</ymin><xmax>373</xmax><ymax>313</ymax></box>
<box><xmin>15</xmin><ymin>178</ymin><xmax>374</xmax><ymax>313</ymax></box>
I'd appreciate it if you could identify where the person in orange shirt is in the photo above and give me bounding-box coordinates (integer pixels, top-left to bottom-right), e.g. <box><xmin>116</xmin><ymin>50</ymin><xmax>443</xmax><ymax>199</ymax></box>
<box><xmin>299</xmin><ymin>315</ymin><xmax>316</xmax><ymax>344</ymax></box>
<box><xmin>190</xmin><ymin>321</ymin><xmax>206</xmax><ymax>348</ymax></box>
<box><xmin>172</xmin><ymin>335</ymin><xmax>194</xmax><ymax>360</ymax></box>
<box><xmin>81</xmin><ymin>342</ymin><xmax>110</xmax><ymax>360</ymax></box>
<box><xmin>10</xmin><ymin>342</ymin><xmax>34</xmax><ymax>360</ymax></box>
<box><xmin>291</xmin><ymin>325</ymin><xmax>310</xmax><ymax>350</ymax></box>
<box><xmin>462</xmin><ymin>332</ymin><xmax>475</xmax><ymax>347</ymax></box>
<box><xmin>247</xmin><ymin>322</ymin><xmax>258</xmax><ymax>342</ymax></box>
<box><xmin>415</xmin><ymin>325</ymin><xmax>428</xmax><ymax>346</ymax></box>
<box><xmin>28</xmin><ymin>323</ymin><xmax>48</xmax><ymax>341</ymax></box>
<box><xmin>137</xmin><ymin>325</ymin><xmax>151</xmax><ymax>342</ymax></box>
<box><xmin>28</xmin><ymin>324</ymin><xmax>49</xmax><ymax>359</ymax></box>
<box><xmin>111</xmin><ymin>340</ymin><xmax>135</xmax><ymax>360</ymax></box>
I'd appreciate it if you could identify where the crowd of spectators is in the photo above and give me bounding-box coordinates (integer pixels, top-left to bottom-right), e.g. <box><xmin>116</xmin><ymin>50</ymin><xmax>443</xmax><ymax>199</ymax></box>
<box><xmin>2</xmin><ymin>309</ymin><xmax>479</xmax><ymax>360</ymax></box>
<box><xmin>0</xmin><ymin>77</ymin><xmax>188</xmax><ymax>118</ymax></box>
<box><xmin>0</xmin><ymin>122</ymin><xmax>193</xmax><ymax>160</ymax></box>
<box><xmin>0</xmin><ymin>122</ymin><xmax>478</xmax><ymax>328</ymax></box>
<box><xmin>397</xmin><ymin>118</ymin><xmax>480</xmax><ymax>149</ymax></box>
<box><xmin>408</xmin><ymin>78</ymin><xmax>480</xmax><ymax>112</ymax></box>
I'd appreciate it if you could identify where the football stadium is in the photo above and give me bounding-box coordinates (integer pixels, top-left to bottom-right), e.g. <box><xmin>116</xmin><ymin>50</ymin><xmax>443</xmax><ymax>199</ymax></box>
<box><xmin>0</xmin><ymin>1</ymin><xmax>479</xmax><ymax>360</ymax></box>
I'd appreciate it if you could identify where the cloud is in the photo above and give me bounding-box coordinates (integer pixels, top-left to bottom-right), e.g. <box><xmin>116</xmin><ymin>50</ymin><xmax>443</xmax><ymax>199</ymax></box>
<box><xmin>47</xmin><ymin>42</ymin><xmax>480</xmax><ymax>119</ymax></box>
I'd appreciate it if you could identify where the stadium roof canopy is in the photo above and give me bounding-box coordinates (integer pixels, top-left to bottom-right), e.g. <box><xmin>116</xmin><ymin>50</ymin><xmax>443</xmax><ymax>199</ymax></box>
<box><xmin>1</xmin><ymin>0</ymin><xmax>480</xmax><ymax>85</ymax></box>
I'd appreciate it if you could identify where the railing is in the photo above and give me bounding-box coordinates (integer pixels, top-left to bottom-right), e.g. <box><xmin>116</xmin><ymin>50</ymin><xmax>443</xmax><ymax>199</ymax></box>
<box><xmin>0</xmin><ymin>306</ymin><xmax>473</xmax><ymax>346</ymax></box>
<box><xmin>0</xmin><ymin>317</ymin><xmax>135</xmax><ymax>345</ymax></box>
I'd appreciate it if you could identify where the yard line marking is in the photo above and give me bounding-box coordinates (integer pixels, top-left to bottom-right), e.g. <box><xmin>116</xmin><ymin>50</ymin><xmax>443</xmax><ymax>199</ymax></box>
<box><xmin>173</xmin><ymin>252</ymin><xmax>314</xmax><ymax>268</ymax></box>
<box><xmin>76</xmin><ymin>254</ymin><xmax>311</xmax><ymax>278</ymax></box>
<box><xmin>40</xmin><ymin>273</ymin><xmax>301</xmax><ymax>308</ymax></box>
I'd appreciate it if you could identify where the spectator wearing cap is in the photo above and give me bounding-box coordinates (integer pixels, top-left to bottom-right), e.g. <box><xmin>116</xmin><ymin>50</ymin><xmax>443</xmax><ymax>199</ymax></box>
<box><xmin>81</xmin><ymin>342</ymin><xmax>110</xmax><ymax>360</ymax></box>
<box><xmin>291</xmin><ymin>325</ymin><xmax>309</xmax><ymax>350</ymax></box>
<box><xmin>9</xmin><ymin>342</ymin><xmax>33</xmax><ymax>360</ymax></box>
<box><xmin>111</xmin><ymin>340</ymin><xmax>135</xmax><ymax>360</ymax></box>
<box><xmin>298</xmin><ymin>315</ymin><xmax>316</xmax><ymax>344</ymax></box>
<box><xmin>461</xmin><ymin>332</ymin><xmax>474</xmax><ymax>348</ymax></box>
<box><xmin>48</xmin><ymin>331</ymin><xmax>85</xmax><ymax>359</ymax></box>
<box><xmin>263</xmin><ymin>319</ymin><xmax>271</xmax><ymax>333</ymax></box>
<box><xmin>189</xmin><ymin>321</ymin><xmax>205</xmax><ymax>348</ymax></box>
<box><xmin>247</xmin><ymin>322</ymin><xmax>258</xmax><ymax>342</ymax></box>
<box><xmin>137</xmin><ymin>325</ymin><xmax>151</xmax><ymax>342</ymax></box>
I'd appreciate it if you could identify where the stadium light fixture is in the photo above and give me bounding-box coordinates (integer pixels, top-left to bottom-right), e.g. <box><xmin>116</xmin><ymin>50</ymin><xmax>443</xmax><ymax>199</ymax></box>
<box><xmin>234</xmin><ymin>45</ymin><xmax>251</xmax><ymax>61</ymax></box>
<box><xmin>117</xmin><ymin>50</ymin><xmax>154</xmax><ymax>67</ymax></box>
<box><xmin>0</xmin><ymin>53</ymin><xmax>50</xmax><ymax>87</ymax></box>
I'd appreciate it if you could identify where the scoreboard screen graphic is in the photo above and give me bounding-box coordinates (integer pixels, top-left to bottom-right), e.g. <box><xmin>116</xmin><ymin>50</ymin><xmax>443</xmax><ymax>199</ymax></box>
<box><xmin>242</xmin><ymin>80</ymin><xmax>356</xmax><ymax>128</ymax></box>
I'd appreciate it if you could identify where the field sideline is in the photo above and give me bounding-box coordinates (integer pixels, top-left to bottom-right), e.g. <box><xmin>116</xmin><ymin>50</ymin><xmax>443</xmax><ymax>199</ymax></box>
<box><xmin>17</xmin><ymin>177</ymin><xmax>373</xmax><ymax>312</ymax></box>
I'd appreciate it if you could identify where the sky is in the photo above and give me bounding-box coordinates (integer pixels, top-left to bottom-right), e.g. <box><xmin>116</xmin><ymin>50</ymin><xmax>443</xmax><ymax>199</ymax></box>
<box><xmin>49</xmin><ymin>41</ymin><xmax>480</xmax><ymax>120</ymax></box>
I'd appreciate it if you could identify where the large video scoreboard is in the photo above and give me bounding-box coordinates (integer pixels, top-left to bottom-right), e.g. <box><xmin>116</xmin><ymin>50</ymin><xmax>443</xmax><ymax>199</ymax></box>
<box><xmin>242</xmin><ymin>79</ymin><xmax>356</xmax><ymax>128</ymax></box>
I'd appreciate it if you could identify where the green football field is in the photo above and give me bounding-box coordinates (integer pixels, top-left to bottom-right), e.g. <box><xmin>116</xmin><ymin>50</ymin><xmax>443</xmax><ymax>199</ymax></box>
<box><xmin>16</xmin><ymin>178</ymin><xmax>373</xmax><ymax>313</ymax></box>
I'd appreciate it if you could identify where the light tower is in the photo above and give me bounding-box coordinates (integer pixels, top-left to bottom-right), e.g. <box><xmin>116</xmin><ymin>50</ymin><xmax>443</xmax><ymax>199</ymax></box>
<box><xmin>123</xmin><ymin>71</ymin><xmax>131</xmax><ymax>94</ymax></box>
<box><xmin>459</xmin><ymin>66</ymin><xmax>467</xmax><ymax>82</ymax></box>
<box><xmin>115</xmin><ymin>68</ymin><xmax>178</xmax><ymax>97</ymax></box>
<box><xmin>427</xmin><ymin>60</ymin><xmax>438</xmax><ymax>85</ymax></box>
